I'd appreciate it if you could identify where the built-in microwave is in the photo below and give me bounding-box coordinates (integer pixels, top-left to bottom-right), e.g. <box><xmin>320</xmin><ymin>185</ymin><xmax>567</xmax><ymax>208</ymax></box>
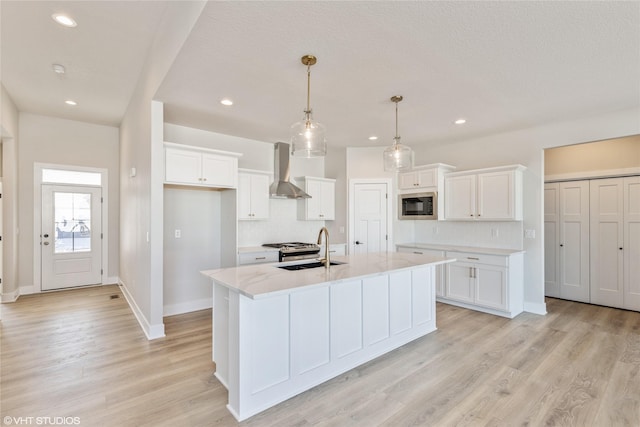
<box><xmin>399</xmin><ymin>192</ymin><xmax>437</xmax><ymax>220</ymax></box>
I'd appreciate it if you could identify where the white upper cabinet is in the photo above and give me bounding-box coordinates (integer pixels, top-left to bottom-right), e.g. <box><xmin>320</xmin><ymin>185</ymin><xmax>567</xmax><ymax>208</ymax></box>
<box><xmin>444</xmin><ymin>165</ymin><xmax>525</xmax><ymax>221</ymax></box>
<box><xmin>297</xmin><ymin>177</ymin><xmax>336</xmax><ymax>220</ymax></box>
<box><xmin>398</xmin><ymin>164</ymin><xmax>455</xmax><ymax>191</ymax></box>
<box><xmin>164</xmin><ymin>142</ymin><xmax>241</xmax><ymax>188</ymax></box>
<box><xmin>238</xmin><ymin>170</ymin><xmax>270</xmax><ymax>220</ymax></box>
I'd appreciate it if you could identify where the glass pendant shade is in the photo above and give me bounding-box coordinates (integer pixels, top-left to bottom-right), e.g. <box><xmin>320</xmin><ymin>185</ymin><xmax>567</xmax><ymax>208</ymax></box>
<box><xmin>291</xmin><ymin>54</ymin><xmax>326</xmax><ymax>157</ymax></box>
<box><xmin>383</xmin><ymin>138</ymin><xmax>413</xmax><ymax>171</ymax></box>
<box><xmin>291</xmin><ymin>111</ymin><xmax>326</xmax><ymax>157</ymax></box>
<box><xmin>383</xmin><ymin>95</ymin><xmax>413</xmax><ymax>171</ymax></box>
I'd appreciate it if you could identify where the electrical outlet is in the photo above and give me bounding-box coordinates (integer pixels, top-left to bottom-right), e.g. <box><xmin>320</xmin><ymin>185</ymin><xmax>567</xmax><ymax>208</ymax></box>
<box><xmin>175</xmin><ymin>229</ymin><xmax>181</xmax><ymax>238</ymax></box>
<box><xmin>433</xmin><ymin>226</ymin><xmax>439</xmax><ymax>235</ymax></box>
<box><xmin>525</xmin><ymin>229</ymin><xmax>536</xmax><ymax>239</ymax></box>
<box><xmin>339</xmin><ymin>226</ymin><xmax>345</xmax><ymax>234</ymax></box>
<box><xmin>491</xmin><ymin>228</ymin><xmax>499</xmax><ymax>237</ymax></box>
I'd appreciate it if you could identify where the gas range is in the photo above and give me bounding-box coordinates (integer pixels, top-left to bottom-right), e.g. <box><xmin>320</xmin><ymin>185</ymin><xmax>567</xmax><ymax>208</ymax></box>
<box><xmin>262</xmin><ymin>242</ymin><xmax>320</xmax><ymax>262</ymax></box>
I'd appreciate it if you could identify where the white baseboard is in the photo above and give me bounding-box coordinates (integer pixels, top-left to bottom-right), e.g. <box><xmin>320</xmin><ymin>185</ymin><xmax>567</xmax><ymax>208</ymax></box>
<box><xmin>164</xmin><ymin>298</ymin><xmax>212</xmax><ymax>317</ymax></box>
<box><xmin>19</xmin><ymin>285</ymin><xmax>37</xmax><ymax>295</ymax></box>
<box><xmin>524</xmin><ymin>301</ymin><xmax>547</xmax><ymax>315</ymax></box>
<box><xmin>118</xmin><ymin>279</ymin><xmax>165</xmax><ymax>340</ymax></box>
<box><xmin>1</xmin><ymin>287</ymin><xmax>20</xmax><ymax>303</ymax></box>
<box><xmin>105</xmin><ymin>276</ymin><xmax>119</xmax><ymax>285</ymax></box>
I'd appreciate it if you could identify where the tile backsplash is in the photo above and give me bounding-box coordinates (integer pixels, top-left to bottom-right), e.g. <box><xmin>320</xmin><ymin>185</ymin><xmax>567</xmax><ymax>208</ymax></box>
<box><xmin>413</xmin><ymin>220</ymin><xmax>524</xmax><ymax>250</ymax></box>
<box><xmin>237</xmin><ymin>198</ymin><xmax>324</xmax><ymax>246</ymax></box>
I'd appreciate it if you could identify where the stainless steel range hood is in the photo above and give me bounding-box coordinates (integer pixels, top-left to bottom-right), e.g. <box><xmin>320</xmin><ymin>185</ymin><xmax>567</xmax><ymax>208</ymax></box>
<box><xmin>270</xmin><ymin>142</ymin><xmax>310</xmax><ymax>199</ymax></box>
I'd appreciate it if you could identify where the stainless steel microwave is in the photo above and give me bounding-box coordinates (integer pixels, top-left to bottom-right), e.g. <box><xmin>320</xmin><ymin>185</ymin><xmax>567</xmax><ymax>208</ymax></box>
<box><xmin>399</xmin><ymin>192</ymin><xmax>437</xmax><ymax>220</ymax></box>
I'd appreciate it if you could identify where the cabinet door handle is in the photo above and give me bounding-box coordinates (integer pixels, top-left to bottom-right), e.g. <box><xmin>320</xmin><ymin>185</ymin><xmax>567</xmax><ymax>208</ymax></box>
<box><xmin>560</xmin><ymin>244</ymin><xmax>564</xmax><ymax>247</ymax></box>
<box><xmin>255</xmin><ymin>257</ymin><xmax>266</xmax><ymax>260</ymax></box>
<box><xmin>469</xmin><ymin>267</ymin><xmax>474</xmax><ymax>278</ymax></box>
<box><xmin>619</xmin><ymin>247</ymin><xmax>623</xmax><ymax>250</ymax></box>
<box><xmin>467</xmin><ymin>257</ymin><xmax>480</xmax><ymax>260</ymax></box>
<box><xmin>413</xmin><ymin>251</ymin><xmax>424</xmax><ymax>255</ymax></box>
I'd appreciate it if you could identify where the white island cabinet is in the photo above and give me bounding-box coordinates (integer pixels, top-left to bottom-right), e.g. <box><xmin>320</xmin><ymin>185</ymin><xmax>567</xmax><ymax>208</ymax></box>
<box><xmin>202</xmin><ymin>252</ymin><xmax>454</xmax><ymax>421</ymax></box>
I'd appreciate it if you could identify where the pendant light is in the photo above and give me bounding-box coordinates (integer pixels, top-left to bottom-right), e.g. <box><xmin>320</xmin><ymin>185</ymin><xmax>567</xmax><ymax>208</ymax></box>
<box><xmin>383</xmin><ymin>95</ymin><xmax>413</xmax><ymax>171</ymax></box>
<box><xmin>291</xmin><ymin>55</ymin><xmax>326</xmax><ymax>157</ymax></box>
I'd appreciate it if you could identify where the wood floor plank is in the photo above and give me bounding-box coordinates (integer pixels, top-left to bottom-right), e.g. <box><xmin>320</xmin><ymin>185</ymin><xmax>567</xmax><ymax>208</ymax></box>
<box><xmin>2</xmin><ymin>288</ymin><xmax>640</xmax><ymax>426</ymax></box>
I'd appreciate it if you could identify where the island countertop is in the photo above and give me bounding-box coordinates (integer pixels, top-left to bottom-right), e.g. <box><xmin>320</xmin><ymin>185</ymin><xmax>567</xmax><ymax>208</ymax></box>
<box><xmin>201</xmin><ymin>251</ymin><xmax>454</xmax><ymax>299</ymax></box>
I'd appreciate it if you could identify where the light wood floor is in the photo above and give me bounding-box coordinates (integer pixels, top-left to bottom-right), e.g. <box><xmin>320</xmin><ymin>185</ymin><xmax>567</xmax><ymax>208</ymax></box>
<box><xmin>1</xmin><ymin>285</ymin><xmax>639</xmax><ymax>426</ymax></box>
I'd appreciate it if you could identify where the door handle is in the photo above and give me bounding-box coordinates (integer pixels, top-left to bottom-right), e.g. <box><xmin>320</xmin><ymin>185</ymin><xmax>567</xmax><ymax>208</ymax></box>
<box><xmin>43</xmin><ymin>233</ymin><xmax>49</xmax><ymax>238</ymax></box>
<box><xmin>43</xmin><ymin>242</ymin><xmax>50</xmax><ymax>245</ymax></box>
<box><xmin>355</xmin><ymin>241</ymin><xmax>364</xmax><ymax>245</ymax></box>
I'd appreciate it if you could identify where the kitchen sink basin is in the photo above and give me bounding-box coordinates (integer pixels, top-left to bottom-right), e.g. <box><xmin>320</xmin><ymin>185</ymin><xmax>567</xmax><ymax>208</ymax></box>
<box><xmin>278</xmin><ymin>261</ymin><xmax>346</xmax><ymax>271</ymax></box>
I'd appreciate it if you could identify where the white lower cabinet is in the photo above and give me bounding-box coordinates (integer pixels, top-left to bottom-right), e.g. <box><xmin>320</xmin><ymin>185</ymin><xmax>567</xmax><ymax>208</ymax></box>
<box><xmin>237</xmin><ymin>250</ymin><xmax>279</xmax><ymax>265</ymax></box>
<box><xmin>444</xmin><ymin>251</ymin><xmax>523</xmax><ymax>318</ymax></box>
<box><xmin>396</xmin><ymin>246</ymin><xmax>445</xmax><ymax>297</ymax></box>
<box><xmin>212</xmin><ymin>264</ymin><xmax>437</xmax><ymax>421</ymax></box>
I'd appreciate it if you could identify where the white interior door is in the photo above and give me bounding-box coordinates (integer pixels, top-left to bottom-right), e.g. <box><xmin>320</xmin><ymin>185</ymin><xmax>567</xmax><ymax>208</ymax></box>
<box><xmin>544</xmin><ymin>183</ymin><xmax>560</xmax><ymax>298</ymax></box>
<box><xmin>352</xmin><ymin>182</ymin><xmax>388</xmax><ymax>255</ymax></box>
<box><xmin>41</xmin><ymin>185</ymin><xmax>102</xmax><ymax>290</ymax></box>
<box><xmin>590</xmin><ymin>178</ymin><xmax>624</xmax><ymax>308</ymax></box>
<box><xmin>624</xmin><ymin>176</ymin><xmax>640</xmax><ymax>310</ymax></box>
<box><xmin>559</xmin><ymin>181</ymin><xmax>590</xmax><ymax>302</ymax></box>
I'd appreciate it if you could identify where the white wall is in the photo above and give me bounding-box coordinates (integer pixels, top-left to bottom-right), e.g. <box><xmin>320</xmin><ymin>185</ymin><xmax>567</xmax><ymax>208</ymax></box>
<box><xmin>412</xmin><ymin>106</ymin><xmax>640</xmax><ymax>315</ymax></box>
<box><xmin>17</xmin><ymin>113</ymin><xmax>119</xmax><ymax>292</ymax></box>
<box><xmin>119</xmin><ymin>2</ymin><xmax>206</xmax><ymax>339</ymax></box>
<box><xmin>1</xmin><ymin>84</ymin><xmax>19</xmax><ymax>301</ymax></box>
<box><xmin>163</xmin><ymin>186</ymin><xmax>219</xmax><ymax>315</ymax></box>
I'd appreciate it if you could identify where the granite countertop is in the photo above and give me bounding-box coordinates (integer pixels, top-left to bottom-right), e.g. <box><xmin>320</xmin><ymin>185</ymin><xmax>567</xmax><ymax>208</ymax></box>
<box><xmin>202</xmin><ymin>252</ymin><xmax>454</xmax><ymax>299</ymax></box>
<box><xmin>395</xmin><ymin>242</ymin><xmax>525</xmax><ymax>256</ymax></box>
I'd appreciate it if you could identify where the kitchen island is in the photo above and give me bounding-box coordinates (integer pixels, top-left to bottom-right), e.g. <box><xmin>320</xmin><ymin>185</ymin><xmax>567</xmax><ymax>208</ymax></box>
<box><xmin>201</xmin><ymin>252</ymin><xmax>454</xmax><ymax>421</ymax></box>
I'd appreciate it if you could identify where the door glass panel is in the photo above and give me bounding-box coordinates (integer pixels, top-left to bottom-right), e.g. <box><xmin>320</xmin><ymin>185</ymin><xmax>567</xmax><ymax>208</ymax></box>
<box><xmin>54</xmin><ymin>192</ymin><xmax>92</xmax><ymax>253</ymax></box>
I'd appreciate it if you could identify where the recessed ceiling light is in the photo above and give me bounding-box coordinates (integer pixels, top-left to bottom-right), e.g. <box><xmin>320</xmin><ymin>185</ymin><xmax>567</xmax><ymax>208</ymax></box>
<box><xmin>220</xmin><ymin>99</ymin><xmax>233</xmax><ymax>106</ymax></box>
<box><xmin>52</xmin><ymin>14</ymin><xmax>77</xmax><ymax>28</ymax></box>
<box><xmin>368</xmin><ymin>136</ymin><xmax>378</xmax><ymax>141</ymax></box>
<box><xmin>65</xmin><ymin>100</ymin><xmax>77</xmax><ymax>106</ymax></box>
<box><xmin>52</xmin><ymin>64</ymin><xmax>66</xmax><ymax>74</ymax></box>
<box><xmin>454</xmin><ymin>118</ymin><xmax>467</xmax><ymax>125</ymax></box>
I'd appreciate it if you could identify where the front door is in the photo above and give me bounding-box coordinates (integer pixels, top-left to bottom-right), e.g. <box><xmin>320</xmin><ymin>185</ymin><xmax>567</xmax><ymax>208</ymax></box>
<box><xmin>41</xmin><ymin>185</ymin><xmax>102</xmax><ymax>290</ymax></box>
<box><xmin>352</xmin><ymin>182</ymin><xmax>388</xmax><ymax>255</ymax></box>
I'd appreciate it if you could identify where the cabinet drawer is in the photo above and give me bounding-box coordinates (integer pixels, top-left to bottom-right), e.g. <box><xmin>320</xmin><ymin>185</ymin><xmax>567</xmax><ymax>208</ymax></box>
<box><xmin>238</xmin><ymin>252</ymin><xmax>279</xmax><ymax>265</ymax></box>
<box><xmin>399</xmin><ymin>248</ymin><xmax>445</xmax><ymax>257</ymax></box>
<box><xmin>446</xmin><ymin>251</ymin><xmax>507</xmax><ymax>267</ymax></box>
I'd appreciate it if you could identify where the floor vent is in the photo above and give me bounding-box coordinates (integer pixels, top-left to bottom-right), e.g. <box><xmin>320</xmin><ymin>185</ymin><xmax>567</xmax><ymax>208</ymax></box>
<box><xmin>110</xmin><ymin>294</ymin><xmax>120</xmax><ymax>299</ymax></box>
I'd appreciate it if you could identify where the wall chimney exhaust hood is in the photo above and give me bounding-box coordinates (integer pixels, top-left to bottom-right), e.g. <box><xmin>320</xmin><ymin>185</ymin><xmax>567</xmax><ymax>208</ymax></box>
<box><xmin>270</xmin><ymin>142</ymin><xmax>311</xmax><ymax>199</ymax></box>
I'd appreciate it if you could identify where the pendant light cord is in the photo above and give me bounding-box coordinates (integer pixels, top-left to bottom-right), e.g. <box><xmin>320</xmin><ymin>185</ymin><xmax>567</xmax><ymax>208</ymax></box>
<box><xmin>306</xmin><ymin>63</ymin><xmax>311</xmax><ymax>115</ymax></box>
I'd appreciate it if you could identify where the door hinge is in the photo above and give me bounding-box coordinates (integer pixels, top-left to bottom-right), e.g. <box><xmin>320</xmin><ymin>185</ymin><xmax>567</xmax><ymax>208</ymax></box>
<box><xmin>101</xmin><ymin>233</ymin><xmax>103</xmax><ymax>239</ymax></box>
<box><xmin>385</xmin><ymin>193</ymin><xmax>388</xmax><ymax>199</ymax></box>
<box><xmin>386</xmin><ymin>234</ymin><xmax>388</xmax><ymax>241</ymax></box>
<box><xmin>101</xmin><ymin>269</ymin><xmax>103</xmax><ymax>275</ymax></box>
<box><xmin>101</xmin><ymin>197</ymin><xmax>103</xmax><ymax>203</ymax></box>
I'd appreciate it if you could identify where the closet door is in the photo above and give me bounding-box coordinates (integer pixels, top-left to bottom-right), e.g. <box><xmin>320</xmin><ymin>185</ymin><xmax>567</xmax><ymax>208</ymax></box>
<box><xmin>624</xmin><ymin>177</ymin><xmax>640</xmax><ymax>311</ymax></box>
<box><xmin>544</xmin><ymin>183</ymin><xmax>560</xmax><ymax>298</ymax></box>
<box><xmin>559</xmin><ymin>181</ymin><xmax>590</xmax><ymax>302</ymax></box>
<box><xmin>590</xmin><ymin>178</ymin><xmax>624</xmax><ymax>308</ymax></box>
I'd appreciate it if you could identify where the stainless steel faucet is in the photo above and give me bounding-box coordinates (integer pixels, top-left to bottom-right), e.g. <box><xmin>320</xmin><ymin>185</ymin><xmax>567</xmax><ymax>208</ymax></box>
<box><xmin>317</xmin><ymin>227</ymin><xmax>330</xmax><ymax>268</ymax></box>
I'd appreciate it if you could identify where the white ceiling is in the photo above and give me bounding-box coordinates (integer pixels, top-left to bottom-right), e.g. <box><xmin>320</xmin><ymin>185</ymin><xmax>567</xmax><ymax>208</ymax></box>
<box><xmin>2</xmin><ymin>1</ymin><xmax>639</xmax><ymax>148</ymax></box>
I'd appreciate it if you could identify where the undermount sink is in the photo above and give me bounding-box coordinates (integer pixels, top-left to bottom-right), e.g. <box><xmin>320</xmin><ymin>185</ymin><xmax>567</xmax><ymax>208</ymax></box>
<box><xmin>277</xmin><ymin>261</ymin><xmax>346</xmax><ymax>271</ymax></box>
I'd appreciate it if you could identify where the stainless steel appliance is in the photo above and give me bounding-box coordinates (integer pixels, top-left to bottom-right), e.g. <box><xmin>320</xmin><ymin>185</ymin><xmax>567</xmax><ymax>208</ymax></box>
<box><xmin>262</xmin><ymin>242</ymin><xmax>320</xmax><ymax>262</ymax></box>
<box><xmin>399</xmin><ymin>192</ymin><xmax>437</xmax><ymax>220</ymax></box>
